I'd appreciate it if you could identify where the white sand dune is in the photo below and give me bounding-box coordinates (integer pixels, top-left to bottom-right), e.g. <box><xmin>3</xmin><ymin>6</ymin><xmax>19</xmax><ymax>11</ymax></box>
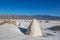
<box><xmin>0</xmin><ymin>20</ymin><xmax>60</xmax><ymax>40</ymax></box>
<box><xmin>26</xmin><ymin>19</ymin><xmax>43</xmax><ymax>37</ymax></box>
<box><xmin>0</xmin><ymin>24</ymin><xmax>29</xmax><ymax>40</ymax></box>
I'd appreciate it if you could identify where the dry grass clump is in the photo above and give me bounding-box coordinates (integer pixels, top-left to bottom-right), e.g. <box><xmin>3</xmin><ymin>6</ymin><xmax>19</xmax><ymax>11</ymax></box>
<box><xmin>45</xmin><ymin>20</ymin><xmax>49</xmax><ymax>23</ymax></box>
<box><xmin>50</xmin><ymin>25</ymin><xmax>60</xmax><ymax>30</ymax></box>
<box><xmin>3</xmin><ymin>19</ymin><xmax>11</xmax><ymax>24</ymax></box>
<box><xmin>11</xmin><ymin>21</ymin><xmax>16</xmax><ymax>26</ymax></box>
<box><xmin>40</xmin><ymin>21</ymin><xmax>42</xmax><ymax>22</ymax></box>
<box><xmin>0</xmin><ymin>19</ymin><xmax>20</xmax><ymax>26</ymax></box>
<box><xmin>0</xmin><ymin>19</ymin><xmax>11</xmax><ymax>25</ymax></box>
<box><xmin>0</xmin><ymin>21</ymin><xmax>5</xmax><ymax>25</ymax></box>
<box><xmin>0</xmin><ymin>19</ymin><xmax>17</xmax><ymax>26</ymax></box>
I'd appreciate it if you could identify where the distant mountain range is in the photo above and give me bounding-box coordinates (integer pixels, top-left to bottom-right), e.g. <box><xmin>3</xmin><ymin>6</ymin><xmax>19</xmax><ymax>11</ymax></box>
<box><xmin>0</xmin><ymin>15</ymin><xmax>60</xmax><ymax>20</ymax></box>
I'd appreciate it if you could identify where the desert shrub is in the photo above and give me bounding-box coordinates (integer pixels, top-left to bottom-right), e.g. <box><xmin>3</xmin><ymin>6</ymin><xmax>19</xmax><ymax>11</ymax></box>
<box><xmin>45</xmin><ymin>20</ymin><xmax>49</xmax><ymax>23</ymax></box>
<box><xmin>0</xmin><ymin>22</ymin><xmax>5</xmax><ymax>25</ymax></box>
<box><xmin>3</xmin><ymin>19</ymin><xmax>11</xmax><ymax>24</ymax></box>
<box><xmin>12</xmin><ymin>21</ymin><xmax>16</xmax><ymax>25</ymax></box>
<box><xmin>0</xmin><ymin>19</ymin><xmax>11</xmax><ymax>25</ymax></box>
<box><xmin>50</xmin><ymin>25</ymin><xmax>60</xmax><ymax>30</ymax></box>
<box><xmin>40</xmin><ymin>21</ymin><xmax>42</xmax><ymax>22</ymax></box>
<box><xmin>0</xmin><ymin>20</ymin><xmax>19</xmax><ymax>26</ymax></box>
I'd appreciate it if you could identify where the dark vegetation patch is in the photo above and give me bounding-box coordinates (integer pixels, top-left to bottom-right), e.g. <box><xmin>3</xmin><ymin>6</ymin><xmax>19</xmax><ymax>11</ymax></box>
<box><xmin>48</xmin><ymin>25</ymin><xmax>60</xmax><ymax>30</ymax></box>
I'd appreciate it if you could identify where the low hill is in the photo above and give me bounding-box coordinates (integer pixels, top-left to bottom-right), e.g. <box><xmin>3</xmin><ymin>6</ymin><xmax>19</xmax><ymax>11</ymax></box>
<box><xmin>0</xmin><ymin>15</ymin><xmax>60</xmax><ymax>20</ymax></box>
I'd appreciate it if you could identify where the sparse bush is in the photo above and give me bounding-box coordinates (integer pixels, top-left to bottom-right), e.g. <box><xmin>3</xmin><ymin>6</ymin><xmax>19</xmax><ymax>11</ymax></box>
<box><xmin>0</xmin><ymin>19</ymin><xmax>11</xmax><ymax>25</ymax></box>
<box><xmin>40</xmin><ymin>21</ymin><xmax>42</xmax><ymax>22</ymax></box>
<box><xmin>3</xmin><ymin>19</ymin><xmax>11</xmax><ymax>24</ymax></box>
<box><xmin>0</xmin><ymin>19</ymin><xmax>20</xmax><ymax>26</ymax></box>
<box><xmin>0</xmin><ymin>19</ymin><xmax>16</xmax><ymax>25</ymax></box>
<box><xmin>0</xmin><ymin>21</ymin><xmax>5</xmax><ymax>25</ymax></box>
<box><xmin>45</xmin><ymin>20</ymin><xmax>49</xmax><ymax>23</ymax></box>
<box><xmin>12</xmin><ymin>21</ymin><xmax>16</xmax><ymax>25</ymax></box>
<box><xmin>50</xmin><ymin>25</ymin><xmax>60</xmax><ymax>30</ymax></box>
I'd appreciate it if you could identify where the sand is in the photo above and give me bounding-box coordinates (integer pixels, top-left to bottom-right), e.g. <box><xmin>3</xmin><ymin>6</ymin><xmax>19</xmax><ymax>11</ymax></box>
<box><xmin>26</xmin><ymin>19</ymin><xmax>43</xmax><ymax>37</ymax></box>
<box><xmin>0</xmin><ymin>19</ymin><xmax>60</xmax><ymax>40</ymax></box>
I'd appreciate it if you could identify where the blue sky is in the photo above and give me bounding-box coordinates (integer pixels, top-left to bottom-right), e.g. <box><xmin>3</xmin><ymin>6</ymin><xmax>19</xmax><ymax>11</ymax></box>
<box><xmin>0</xmin><ymin>0</ymin><xmax>60</xmax><ymax>16</ymax></box>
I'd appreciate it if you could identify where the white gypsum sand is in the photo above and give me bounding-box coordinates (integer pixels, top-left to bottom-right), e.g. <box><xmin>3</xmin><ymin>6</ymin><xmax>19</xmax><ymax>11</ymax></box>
<box><xmin>0</xmin><ymin>24</ymin><xmax>28</xmax><ymax>40</ymax></box>
<box><xmin>0</xmin><ymin>19</ymin><xmax>60</xmax><ymax>40</ymax></box>
<box><xmin>26</xmin><ymin>19</ymin><xmax>43</xmax><ymax>37</ymax></box>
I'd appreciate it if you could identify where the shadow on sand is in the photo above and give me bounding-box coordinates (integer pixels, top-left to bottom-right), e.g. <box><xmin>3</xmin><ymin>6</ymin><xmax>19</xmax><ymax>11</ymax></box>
<box><xmin>18</xmin><ymin>27</ymin><xmax>27</xmax><ymax>34</ymax></box>
<box><xmin>18</xmin><ymin>27</ymin><xmax>55</xmax><ymax>37</ymax></box>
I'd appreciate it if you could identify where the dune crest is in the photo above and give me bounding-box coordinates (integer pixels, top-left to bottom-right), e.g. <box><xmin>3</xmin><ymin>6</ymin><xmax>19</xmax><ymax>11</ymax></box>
<box><xmin>26</xmin><ymin>19</ymin><xmax>43</xmax><ymax>37</ymax></box>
